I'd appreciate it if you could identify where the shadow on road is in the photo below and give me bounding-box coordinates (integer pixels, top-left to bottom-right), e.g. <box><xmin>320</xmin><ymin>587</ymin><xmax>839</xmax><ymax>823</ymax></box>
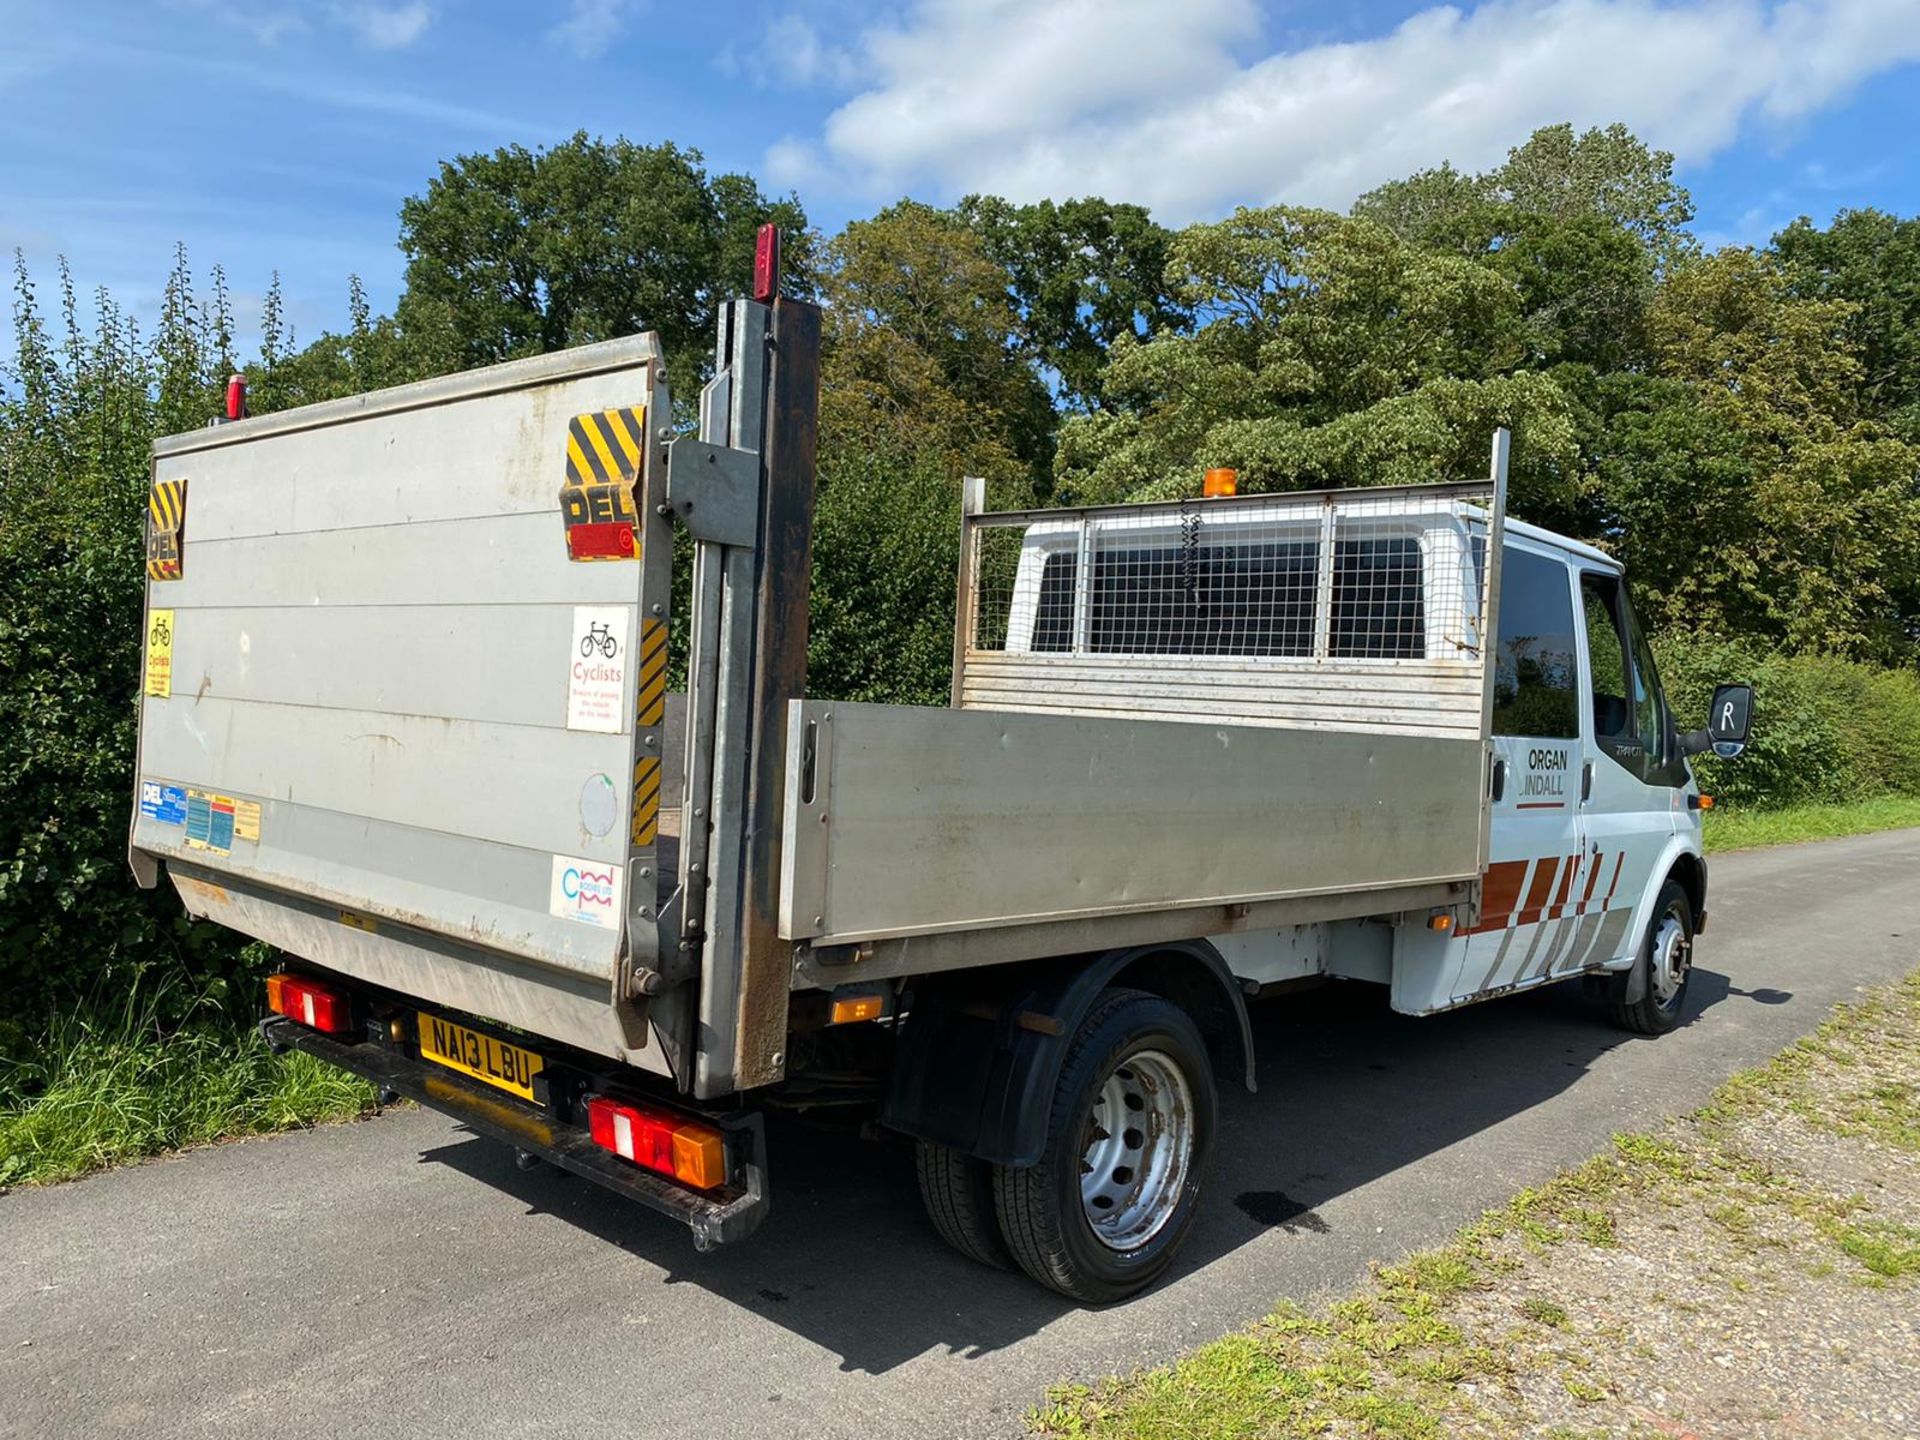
<box><xmin>419</xmin><ymin>968</ymin><xmax>1750</xmax><ymax>1376</ymax></box>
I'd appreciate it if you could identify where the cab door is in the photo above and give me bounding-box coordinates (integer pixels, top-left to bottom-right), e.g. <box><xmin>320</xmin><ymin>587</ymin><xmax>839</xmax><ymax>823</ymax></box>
<box><xmin>1571</xmin><ymin>569</ymin><xmax>1682</xmax><ymax>970</ymax></box>
<box><xmin>1458</xmin><ymin>542</ymin><xmax>1590</xmax><ymax>1000</ymax></box>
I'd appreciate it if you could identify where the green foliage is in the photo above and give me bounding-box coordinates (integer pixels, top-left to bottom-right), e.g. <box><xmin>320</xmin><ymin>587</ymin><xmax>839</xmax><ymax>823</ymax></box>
<box><xmin>808</xmin><ymin>445</ymin><xmax>963</xmax><ymax>707</ymax></box>
<box><xmin>0</xmin><ymin>979</ymin><xmax>375</xmax><ymax>1186</ymax></box>
<box><xmin>396</xmin><ymin>131</ymin><xmax>813</xmax><ymax>393</ymax></box>
<box><xmin>953</xmin><ymin>194</ymin><xmax>1190</xmax><ymax>410</ymax></box>
<box><xmin>0</xmin><ymin>249</ymin><xmax>265</xmax><ymax>1051</ymax></box>
<box><xmin>1775</xmin><ymin>207</ymin><xmax>1920</xmax><ymax>442</ymax></box>
<box><xmin>820</xmin><ymin>200</ymin><xmax>1053</xmax><ymax>493</ymax></box>
<box><xmin>1654</xmin><ymin>634</ymin><xmax>1920</xmax><ymax>808</ymax></box>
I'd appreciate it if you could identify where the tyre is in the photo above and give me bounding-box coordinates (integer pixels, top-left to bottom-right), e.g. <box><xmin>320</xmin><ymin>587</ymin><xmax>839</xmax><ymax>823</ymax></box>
<box><xmin>1609</xmin><ymin>879</ymin><xmax>1693</xmax><ymax>1035</ymax></box>
<box><xmin>914</xmin><ymin>1140</ymin><xmax>1010</xmax><ymax>1269</ymax></box>
<box><xmin>992</xmin><ymin>988</ymin><xmax>1216</xmax><ymax>1304</ymax></box>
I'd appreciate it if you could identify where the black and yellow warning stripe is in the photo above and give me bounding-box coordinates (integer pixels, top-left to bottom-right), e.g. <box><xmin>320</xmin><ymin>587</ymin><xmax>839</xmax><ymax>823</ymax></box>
<box><xmin>149</xmin><ymin>478</ymin><xmax>187</xmax><ymax>533</ymax></box>
<box><xmin>636</xmin><ymin>618</ymin><xmax>667</xmax><ymax>727</ymax></box>
<box><xmin>629</xmin><ymin>619</ymin><xmax>668</xmax><ymax>847</ymax></box>
<box><xmin>566</xmin><ymin>408</ymin><xmax>646</xmax><ymax>486</ymax></box>
<box><xmin>147</xmin><ymin>478</ymin><xmax>187</xmax><ymax>581</ymax></box>
<box><xmin>630</xmin><ymin>756</ymin><xmax>662</xmax><ymax>847</ymax></box>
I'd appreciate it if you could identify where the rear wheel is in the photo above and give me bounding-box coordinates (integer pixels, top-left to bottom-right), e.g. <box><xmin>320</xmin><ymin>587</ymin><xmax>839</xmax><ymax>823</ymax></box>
<box><xmin>1609</xmin><ymin>879</ymin><xmax>1693</xmax><ymax>1035</ymax></box>
<box><xmin>992</xmin><ymin>988</ymin><xmax>1216</xmax><ymax>1304</ymax></box>
<box><xmin>915</xmin><ymin>1140</ymin><xmax>1010</xmax><ymax>1269</ymax></box>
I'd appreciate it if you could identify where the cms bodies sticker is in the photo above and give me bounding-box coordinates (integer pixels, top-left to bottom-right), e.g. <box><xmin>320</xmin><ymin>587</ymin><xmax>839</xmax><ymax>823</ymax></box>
<box><xmin>549</xmin><ymin>854</ymin><xmax>624</xmax><ymax>930</ymax></box>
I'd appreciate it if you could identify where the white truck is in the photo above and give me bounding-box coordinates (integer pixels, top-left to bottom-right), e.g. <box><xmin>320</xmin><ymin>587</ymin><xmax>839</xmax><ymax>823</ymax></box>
<box><xmin>128</xmin><ymin>263</ymin><xmax>1752</xmax><ymax>1302</ymax></box>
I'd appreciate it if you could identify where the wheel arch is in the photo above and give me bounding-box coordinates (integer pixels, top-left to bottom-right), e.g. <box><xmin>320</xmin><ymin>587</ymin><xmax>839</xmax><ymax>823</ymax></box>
<box><xmin>881</xmin><ymin>941</ymin><xmax>1254</xmax><ymax>1169</ymax></box>
<box><xmin>1616</xmin><ymin>840</ymin><xmax>1707</xmax><ymax>1006</ymax></box>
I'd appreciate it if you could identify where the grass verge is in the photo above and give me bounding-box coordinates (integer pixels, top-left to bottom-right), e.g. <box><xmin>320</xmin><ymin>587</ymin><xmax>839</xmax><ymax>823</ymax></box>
<box><xmin>1032</xmin><ymin>971</ymin><xmax>1920</xmax><ymax>1439</ymax></box>
<box><xmin>0</xmin><ymin>995</ymin><xmax>378</xmax><ymax>1188</ymax></box>
<box><xmin>1702</xmin><ymin>793</ymin><xmax>1920</xmax><ymax>853</ymax></box>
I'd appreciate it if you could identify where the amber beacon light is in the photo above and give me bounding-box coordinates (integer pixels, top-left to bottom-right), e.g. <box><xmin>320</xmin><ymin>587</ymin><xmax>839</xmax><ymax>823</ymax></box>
<box><xmin>1203</xmin><ymin>467</ymin><xmax>1238</xmax><ymax>498</ymax></box>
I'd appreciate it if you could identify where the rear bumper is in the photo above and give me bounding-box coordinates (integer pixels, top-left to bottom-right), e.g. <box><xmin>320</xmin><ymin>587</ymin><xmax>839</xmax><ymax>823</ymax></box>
<box><xmin>263</xmin><ymin>1015</ymin><xmax>769</xmax><ymax>1250</ymax></box>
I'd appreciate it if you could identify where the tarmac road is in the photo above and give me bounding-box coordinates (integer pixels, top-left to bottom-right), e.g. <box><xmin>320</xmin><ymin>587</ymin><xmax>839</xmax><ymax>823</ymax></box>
<box><xmin>5</xmin><ymin>829</ymin><xmax>1917</xmax><ymax>1440</ymax></box>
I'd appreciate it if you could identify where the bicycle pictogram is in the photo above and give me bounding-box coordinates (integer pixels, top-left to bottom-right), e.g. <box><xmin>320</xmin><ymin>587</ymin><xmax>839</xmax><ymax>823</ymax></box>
<box><xmin>149</xmin><ymin>615</ymin><xmax>172</xmax><ymax>649</ymax></box>
<box><xmin>580</xmin><ymin>622</ymin><xmax>619</xmax><ymax>659</ymax></box>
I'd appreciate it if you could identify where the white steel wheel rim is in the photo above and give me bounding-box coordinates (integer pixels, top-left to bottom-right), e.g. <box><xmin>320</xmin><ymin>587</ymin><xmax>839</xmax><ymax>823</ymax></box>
<box><xmin>1652</xmin><ymin>911</ymin><xmax>1690</xmax><ymax>1005</ymax></box>
<box><xmin>1079</xmin><ymin>1048</ymin><xmax>1195</xmax><ymax>1252</ymax></box>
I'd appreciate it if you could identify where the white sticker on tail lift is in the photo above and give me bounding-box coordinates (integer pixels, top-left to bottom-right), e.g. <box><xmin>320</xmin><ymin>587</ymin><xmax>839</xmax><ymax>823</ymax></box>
<box><xmin>567</xmin><ymin>605</ymin><xmax>630</xmax><ymax>734</ymax></box>
<box><xmin>550</xmin><ymin>854</ymin><xmax>623</xmax><ymax>929</ymax></box>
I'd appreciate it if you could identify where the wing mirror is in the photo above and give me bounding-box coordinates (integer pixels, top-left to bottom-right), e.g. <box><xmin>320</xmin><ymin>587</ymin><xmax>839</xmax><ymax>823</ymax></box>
<box><xmin>1680</xmin><ymin>683</ymin><xmax>1753</xmax><ymax>759</ymax></box>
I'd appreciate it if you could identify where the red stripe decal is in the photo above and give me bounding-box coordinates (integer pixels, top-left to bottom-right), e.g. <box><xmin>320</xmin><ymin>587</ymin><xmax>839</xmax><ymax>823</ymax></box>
<box><xmin>1516</xmin><ymin>857</ymin><xmax>1561</xmax><ymax>927</ymax></box>
<box><xmin>1469</xmin><ymin>859</ymin><xmax>1531</xmax><ymax>934</ymax></box>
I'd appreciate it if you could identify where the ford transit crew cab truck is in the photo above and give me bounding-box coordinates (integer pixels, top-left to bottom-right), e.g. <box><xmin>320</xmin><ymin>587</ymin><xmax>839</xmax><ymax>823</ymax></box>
<box><xmin>128</xmin><ymin>275</ymin><xmax>1752</xmax><ymax>1302</ymax></box>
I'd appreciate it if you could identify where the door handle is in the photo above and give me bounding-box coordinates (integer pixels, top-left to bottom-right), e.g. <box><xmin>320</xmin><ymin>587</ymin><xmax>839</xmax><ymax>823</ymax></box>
<box><xmin>1581</xmin><ymin>760</ymin><xmax>1593</xmax><ymax>804</ymax></box>
<box><xmin>1490</xmin><ymin>758</ymin><xmax>1506</xmax><ymax>803</ymax></box>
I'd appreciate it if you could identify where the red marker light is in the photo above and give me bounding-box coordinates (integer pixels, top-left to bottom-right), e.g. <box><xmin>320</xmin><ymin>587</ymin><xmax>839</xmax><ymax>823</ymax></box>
<box><xmin>752</xmin><ymin>223</ymin><xmax>780</xmax><ymax>303</ymax></box>
<box><xmin>586</xmin><ymin>1094</ymin><xmax>727</xmax><ymax>1189</ymax></box>
<box><xmin>265</xmin><ymin>972</ymin><xmax>352</xmax><ymax>1034</ymax></box>
<box><xmin>226</xmin><ymin>374</ymin><xmax>248</xmax><ymax>422</ymax></box>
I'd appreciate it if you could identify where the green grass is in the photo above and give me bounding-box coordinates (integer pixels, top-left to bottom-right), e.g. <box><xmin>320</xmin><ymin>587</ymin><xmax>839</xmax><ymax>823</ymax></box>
<box><xmin>1703</xmin><ymin>794</ymin><xmax>1920</xmax><ymax>853</ymax></box>
<box><xmin>0</xmin><ymin>991</ymin><xmax>377</xmax><ymax>1187</ymax></box>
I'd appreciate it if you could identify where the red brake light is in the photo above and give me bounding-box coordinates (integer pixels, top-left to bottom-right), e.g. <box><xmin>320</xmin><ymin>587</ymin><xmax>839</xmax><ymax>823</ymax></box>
<box><xmin>586</xmin><ymin>1094</ymin><xmax>726</xmax><ymax>1190</ymax></box>
<box><xmin>752</xmin><ymin>223</ymin><xmax>780</xmax><ymax>303</ymax></box>
<box><xmin>265</xmin><ymin>972</ymin><xmax>352</xmax><ymax>1034</ymax></box>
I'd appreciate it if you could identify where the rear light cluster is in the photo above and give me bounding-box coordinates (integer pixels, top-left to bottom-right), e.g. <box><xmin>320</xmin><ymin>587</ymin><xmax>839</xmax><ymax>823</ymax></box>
<box><xmin>586</xmin><ymin>1094</ymin><xmax>726</xmax><ymax>1191</ymax></box>
<box><xmin>265</xmin><ymin>972</ymin><xmax>353</xmax><ymax>1034</ymax></box>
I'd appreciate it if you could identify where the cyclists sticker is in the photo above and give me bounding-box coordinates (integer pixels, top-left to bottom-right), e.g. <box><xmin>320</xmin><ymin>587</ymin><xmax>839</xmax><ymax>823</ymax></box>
<box><xmin>145</xmin><ymin>609</ymin><xmax>174</xmax><ymax>697</ymax></box>
<box><xmin>549</xmin><ymin>854</ymin><xmax>623</xmax><ymax>930</ymax></box>
<box><xmin>567</xmin><ymin>605</ymin><xmax>630</xmax><ymax>734</ymax></box>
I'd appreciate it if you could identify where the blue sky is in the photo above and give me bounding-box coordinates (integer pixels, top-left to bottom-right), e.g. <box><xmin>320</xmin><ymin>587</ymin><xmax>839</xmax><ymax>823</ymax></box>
<box><xmin>5</xmin><ymin>0</ymin><xmax>1920</xmax><ymax>359</ymax></box>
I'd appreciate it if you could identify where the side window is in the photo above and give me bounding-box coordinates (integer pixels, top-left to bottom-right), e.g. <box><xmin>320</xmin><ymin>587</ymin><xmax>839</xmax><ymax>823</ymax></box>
<box><xmin>1491</xmin><ymin>547</ymin><xmax>1579</xmax><ymax>738</ymax></box>
<box><xmin>1329</xmin><ymin>536</ymin><xmax>1426</xmax><ymax>659</ymax></box>
<box><xmin>1032</xmin><ymin>553</ymin><xmax>1076</xmax><ymax>652</ymax></box>
<box><xmin>1580</xmin><ymin>572</ymin><xmax>1669</xmax><ymax>773</ymax></box>
<box><xmin>1088</xmin><ymin>539</ymin><xmax>1318</xmax><ymax>657</ymax></box>
<box><xmin>1581</xmin><ymin>583</ymin><xmax>1632</xmax><ymax>740</ymax></box>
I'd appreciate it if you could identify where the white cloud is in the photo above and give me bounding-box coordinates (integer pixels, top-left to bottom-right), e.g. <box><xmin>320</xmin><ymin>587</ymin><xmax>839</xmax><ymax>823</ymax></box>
<box><xmin>332</xmin><ymin>2</ymin><xmax>436</xmax><ymax>50</ymax></box>
<box><xmin>723</xmin><ymin>13</ymin><xmax>861</xmax><ymax>89</ymax></box>
<box><xmin>547</xmin><ymin>0</ymin><xmax>640</xmax><ymax>59</ymax></box>
<box><xmin>805</xmin><ymin>0</ymin><xmax>1920</xmax><ymax>219</ymax></box>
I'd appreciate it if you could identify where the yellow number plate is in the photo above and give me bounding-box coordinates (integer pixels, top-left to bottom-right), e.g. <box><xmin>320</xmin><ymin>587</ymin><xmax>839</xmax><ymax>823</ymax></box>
<box><xmin>417</xmin><ymin>1013</ymin><xmax>544</xmax><ymax>1102</ymax></box>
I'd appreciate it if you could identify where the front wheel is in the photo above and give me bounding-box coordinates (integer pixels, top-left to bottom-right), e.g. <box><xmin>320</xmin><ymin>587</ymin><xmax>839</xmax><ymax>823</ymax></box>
<box><xmin>992</xmin><ymin>988</ymin><xmax>1216</xmax><ymax>1303</ymax></box>
<box><xmin>1609</xmin><ymin>879</ymin><xmax>1693</xmax><ymax>1035</ymax></box>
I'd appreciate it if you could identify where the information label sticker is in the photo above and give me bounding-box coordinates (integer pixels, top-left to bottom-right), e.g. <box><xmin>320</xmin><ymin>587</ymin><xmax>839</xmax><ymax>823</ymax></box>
<box><xmin>184</xmin><ymin>790</ymin><xmax>235</xmax><ymax>854</ymax></box>
<box><xmin>549</xmin><ymin>854</ymin><xmax>623</xmax><ymax>930</ymax></box>
<box><xmin>567</xmin><ymin>606</ymin><xmax>630</xmax><ymax>734</ymax></box>
<box><xmin>233</xmin><ymin>799</ymin><xmax>262</xmax><ymax>842</ymax></box>
<box><xmin>145</xmin><ymin>610</ymin><xmax>174</xmax><ymax>697</ymax></box>
<box><xmin>139</xmin><ymin>780</ymin><xmax>187</xmax><ymax>825</ymax></box>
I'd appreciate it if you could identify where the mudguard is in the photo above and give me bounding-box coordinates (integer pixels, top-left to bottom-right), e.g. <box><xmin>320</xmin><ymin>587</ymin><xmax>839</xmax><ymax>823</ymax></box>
<box><xmin>882</xmin><ymin>941</ymin><xmax>1255</xmax><ymax>1168</ymax></box>
<box><xmin>1615</xmin><ymin>834</ymin><xmax>1708</xmax><ymax>1007</ymax></box>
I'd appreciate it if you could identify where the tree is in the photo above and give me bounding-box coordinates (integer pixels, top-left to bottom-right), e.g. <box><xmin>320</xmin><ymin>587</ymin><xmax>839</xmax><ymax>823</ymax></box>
<box><xmin>1598</xmin><ymin>245</ymin><xmax>1920</xmax><ymax>662</ymax></box>
<box><xmin>1774</xmin><ymin>208</ymin><xmax>1920</xmax><ymax>442</ymax></box>
<box><xmin>953</xmin><ymin>195</ymin><xmax>1190</xmax><ymax>409</ymax></box>
<box><xmin>1052</xmin><ymin>205</ymin><xmax>1578</xmax><ymax>520</ymax></box>
<box><xmin>1357</xmin><ymin>124</ymin><xmax>1689</xmax><ymax>374</ymax></box>
<box><xmin>395</xmin><ymin>132</ymin><xmax>812</xmax><ymax>391</ymax></box>
<box><xmin>819</xmin><ymin>201</ymin><xmax>1051</xmax><ymax>496</ymax></box>
<box><xmin>1</xmin><ymin>251</ymin><xmax>258</xmax><ymax>1042</ymax></box>
<box><xmin>1491</xmin><ymin>123</ymin><xmax>1694</xmax><ymax>262</ymax></box>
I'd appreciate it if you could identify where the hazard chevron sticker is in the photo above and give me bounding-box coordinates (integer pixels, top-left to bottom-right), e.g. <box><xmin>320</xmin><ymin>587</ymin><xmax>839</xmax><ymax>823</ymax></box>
<box><xmin>560</xmin><ymin>407</ymin><xmax>646</xmax><ymax>561</ymax></box>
